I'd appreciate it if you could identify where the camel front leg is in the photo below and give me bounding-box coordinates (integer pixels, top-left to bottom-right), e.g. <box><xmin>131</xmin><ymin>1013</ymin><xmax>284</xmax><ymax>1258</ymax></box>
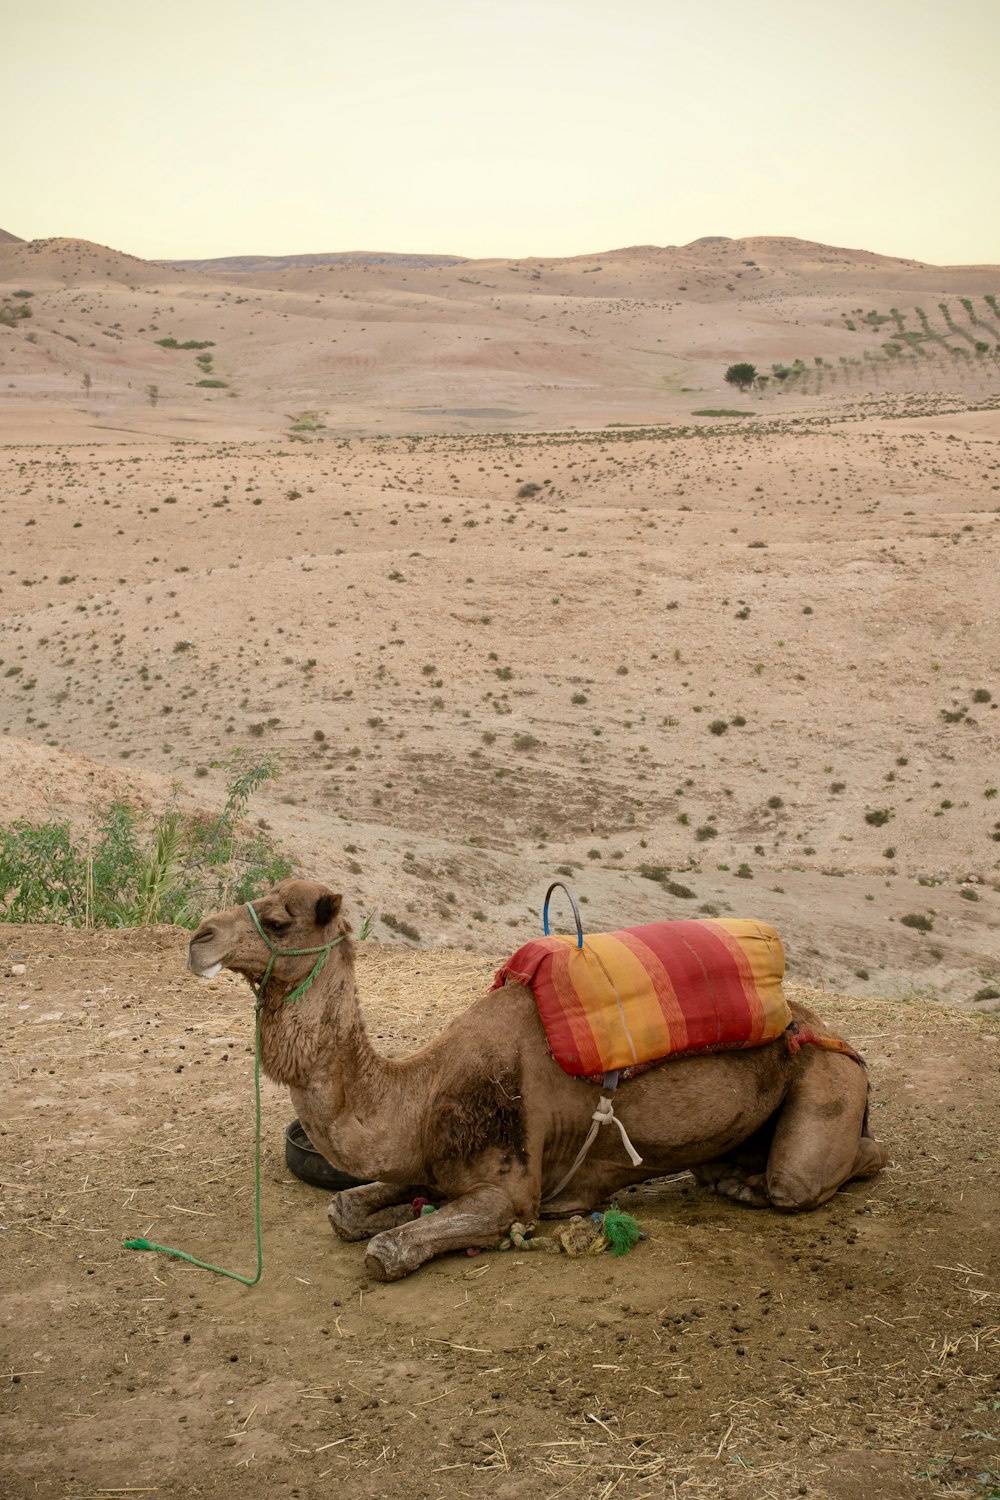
<box><xmin>327</xmin><ymin>1180</ymin><xmax>429</xmax><ymax>1242</ymax></box>
<box><xmin>364</xmin><ymin>1186</ymin><xmax>516</xmax><ymax>1281</ymax></box>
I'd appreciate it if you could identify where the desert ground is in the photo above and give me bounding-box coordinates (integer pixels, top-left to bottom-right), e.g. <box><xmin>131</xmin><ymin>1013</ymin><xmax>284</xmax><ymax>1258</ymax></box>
<box><xmin>1</xmin><ymin>928</ymin><xmax>998</xmax><ymax>1500</ymax></box>
<box><xmin>1</xmin><ymin>230</ymin><xmax>999</xmax><ymax>1498</ymax></box>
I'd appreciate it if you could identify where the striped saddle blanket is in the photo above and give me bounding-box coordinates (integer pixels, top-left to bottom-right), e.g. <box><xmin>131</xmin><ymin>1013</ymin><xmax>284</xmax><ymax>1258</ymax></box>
<box><xmin>491</xmin><ymin>918</ymin><xmax>792</xmax><ymax>1078</ymax></box>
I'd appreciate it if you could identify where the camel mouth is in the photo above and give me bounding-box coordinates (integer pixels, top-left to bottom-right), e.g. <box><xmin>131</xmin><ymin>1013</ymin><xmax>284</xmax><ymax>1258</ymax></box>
<box><xmin>187</xmin><ymin>940</ymin><xmax>229</xmax><ymax>980</ymax></box>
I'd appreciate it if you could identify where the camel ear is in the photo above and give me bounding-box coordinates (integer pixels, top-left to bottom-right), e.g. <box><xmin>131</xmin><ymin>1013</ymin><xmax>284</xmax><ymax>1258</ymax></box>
<box><xmin>315</xmin><ymin>892</ymin><xmax>342</xmax><ymax>928</ymax></box>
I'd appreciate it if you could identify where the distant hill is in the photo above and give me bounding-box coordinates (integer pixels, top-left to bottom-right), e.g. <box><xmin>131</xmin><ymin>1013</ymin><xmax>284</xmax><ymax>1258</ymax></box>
<box><xmin>0</xmin><ymin>227</ymin><xmax>25</xmax><ymax>245</ymax></box>
<box><xmin>160</xmin><ymin>249</ymin><xmax>469</xmax><ymax>273</ymax></box>
<box><xmin>1</xmin><ymin>229</ymin><xmax>995</xmax><ymax>440</ymax></box>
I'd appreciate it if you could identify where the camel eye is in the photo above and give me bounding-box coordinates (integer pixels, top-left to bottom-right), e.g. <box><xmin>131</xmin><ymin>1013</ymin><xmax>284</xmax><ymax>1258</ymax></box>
<box><xmin>262</xmin><ymin>916</ymin><xmax>291</xmax><ymax>934</ymax></box>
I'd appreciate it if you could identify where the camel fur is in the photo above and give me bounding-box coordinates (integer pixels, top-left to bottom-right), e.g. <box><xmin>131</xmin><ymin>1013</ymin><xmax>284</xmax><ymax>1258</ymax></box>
<box><xmin>187</xmin><ymin>879</ymin><xmax>888</xmax><ymax>1282</ymax></box>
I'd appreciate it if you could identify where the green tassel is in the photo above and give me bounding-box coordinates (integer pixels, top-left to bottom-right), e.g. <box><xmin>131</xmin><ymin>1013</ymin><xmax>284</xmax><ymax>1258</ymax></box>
<box><xmin>602</xmin><ymin>1208</ymin><xmax>642</xmax><ymax>1257</ymax></box>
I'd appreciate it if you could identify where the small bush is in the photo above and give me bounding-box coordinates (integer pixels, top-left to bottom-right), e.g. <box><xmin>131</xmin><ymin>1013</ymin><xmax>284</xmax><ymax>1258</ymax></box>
<box><xmin>865</xmin><ymin>808</ymin><xmax>893</xmax><ymax>827</ymax></box>
<box><xmin>382</xmin><ymin>913</ymin><xmax>421</xmax><ymax>942</ymax></box>
<box><xmin>724</xmin><ymin>363</ymin><xmax>757</xmax><ymax>391</ymax></box>
<box><xmin>900</xmin><ymin>913</ymin><xmax>933</xmax><ymax>933</ymax></box>
<box><xmin>0</xmin><ymin>754</ymin><xmax>290</xmax><ymax>927</ymax></box>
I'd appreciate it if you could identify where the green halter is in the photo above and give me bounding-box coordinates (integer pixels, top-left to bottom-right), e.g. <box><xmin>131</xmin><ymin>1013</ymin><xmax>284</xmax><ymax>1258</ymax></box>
<box><xmin>244</xmin><ymin>900</ymin><xmax>346</xmax><ymax>1009</ymax></box>
<box><xmin>123</xmin><ymin>898</ymin><xmax>364</xmax><ymax>1288</ymax></box>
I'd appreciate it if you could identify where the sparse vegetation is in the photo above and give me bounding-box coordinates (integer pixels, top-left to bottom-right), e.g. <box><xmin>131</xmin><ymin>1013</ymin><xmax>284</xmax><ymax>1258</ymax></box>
<box><xmin>0</xmin><ymin>756</ymin><xmax>290</xmax><ymax>927</ymax></box>
<box><xmin>381</xmin><ymin>913</ymin><xmax>421</xmax><ymax>942</ymax></box>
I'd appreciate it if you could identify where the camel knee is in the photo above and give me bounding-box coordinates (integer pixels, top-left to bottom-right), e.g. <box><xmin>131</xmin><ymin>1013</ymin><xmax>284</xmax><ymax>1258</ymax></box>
<box><xmin>767</xmin><ymin>1171</ymin><xmax>826</xmax><ymax>1212</ymax></box>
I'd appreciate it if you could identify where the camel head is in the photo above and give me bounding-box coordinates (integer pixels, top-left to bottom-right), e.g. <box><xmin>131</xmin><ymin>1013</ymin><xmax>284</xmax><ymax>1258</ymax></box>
<box><xmin>188</xmin><ymin>878</ymin><xmax>350</xmax><ymax>998</ymax></box>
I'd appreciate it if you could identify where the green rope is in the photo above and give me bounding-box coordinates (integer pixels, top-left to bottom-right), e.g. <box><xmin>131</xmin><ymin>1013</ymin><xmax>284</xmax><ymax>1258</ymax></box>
<box><xmin>124</xmin><ymin>1005</ymin><xmax>264</xmax><ymax>1285</ymax></box>
<box><xmin>123</xmin><ymin>904</ymin><xmax>373</xmax><ymax>1286</ymax></box>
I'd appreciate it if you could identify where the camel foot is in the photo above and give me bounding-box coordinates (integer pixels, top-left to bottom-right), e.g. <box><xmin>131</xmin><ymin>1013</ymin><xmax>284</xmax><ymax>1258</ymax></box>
<box><xmin>364</xmin><ymin>1231</ymin><xmax>411</xmax><ymax>1282</ymax></box>
<box><xmin>327</xmin><ymin>1181</ymin><xmax>423</xmax><ymax>1242</ymax></box>
<box><xmin>853</xmin><ymin>1136</ymin><xmax>889</xmax><ymax>1179</ymax></box>
<box><xmin>693</xmin><ymin>1162</ymin><xmax>771</xmax><ymax>1208</ymax></box>
<box><xmin>361</xmin><ymin>1186</ymin><xmax>521</xmax><ymax>1279</ymax></box>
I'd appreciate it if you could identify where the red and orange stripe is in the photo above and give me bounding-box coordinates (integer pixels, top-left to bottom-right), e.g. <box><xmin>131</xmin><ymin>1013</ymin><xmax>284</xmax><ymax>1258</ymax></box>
<box><xmin>492</xmin><ymin>919</ymin><xmax>791</xmax><ymax>1076</ymax></box>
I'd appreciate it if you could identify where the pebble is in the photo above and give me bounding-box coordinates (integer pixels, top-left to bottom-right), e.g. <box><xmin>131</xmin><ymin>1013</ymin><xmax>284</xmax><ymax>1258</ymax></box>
<box><xmin>10</xmin><ymin>964</ymin><xmax>27</xmax><ymax>977</ymax></box>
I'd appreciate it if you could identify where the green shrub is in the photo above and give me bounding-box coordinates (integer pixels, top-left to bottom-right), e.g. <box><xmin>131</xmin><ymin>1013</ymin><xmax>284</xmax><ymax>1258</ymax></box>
<box><xmin>724</xmin><ymin>363</ymin><xmax>757</xmax><ymax>391</ymax></box>
<box><xmin>382</xmin><ymin>913</ymin><xmax>421</xmax><ymax>942</ymax></box>
<box><xmin>0</xmin><ymin>754</ymin><xmax>290</xmax><ymax>928</ymax></box>
<box><xmin>900</xmin><ymin>913</ymin><xmax>933</xmax><ymax>933</ymax></box>
<box><xmin>0</xmin><ymin>299</ymin><xmax>32</xmax><ymax>327</ymax></box>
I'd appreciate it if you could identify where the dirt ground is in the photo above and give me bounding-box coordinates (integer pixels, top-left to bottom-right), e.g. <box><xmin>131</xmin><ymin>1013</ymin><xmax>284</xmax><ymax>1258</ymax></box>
<box><xmin>2</xmin><ymin>233</ymin><xmax>999</xmax><ymax>1498</ymax></box>
<box><xmin>1</xmin><ymin>402</ymin><xmax>999</xmax><ymax>1007</ymax></box>
<box><xmin>2</xmin><ymin>924</ymin><xmax>998</xmax><ymax>1500</ymax></box>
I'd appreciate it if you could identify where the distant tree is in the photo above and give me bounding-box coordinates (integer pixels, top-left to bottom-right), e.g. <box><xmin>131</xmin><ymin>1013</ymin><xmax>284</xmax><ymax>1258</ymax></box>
<box><xmin>82</xmin><ymin>371</ymin><xmax>91</xmax><ymax>396</ymax></box>
<box><xmin>724</xmin><ymin>362</ymin><xmax>757</xmax><ymax>391</ymax></box>
<box><xmin>146</xmin><ymin>383</ymin><xmax>159</xmax><ymax>407</ymax></box>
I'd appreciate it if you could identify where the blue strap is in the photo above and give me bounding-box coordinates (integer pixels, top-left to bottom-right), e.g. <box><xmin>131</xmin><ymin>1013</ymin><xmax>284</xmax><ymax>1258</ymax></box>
<box><xmin>543</xmin><ymin>881</ymin><xmax>584</xmax><ymax>949</ymax></box>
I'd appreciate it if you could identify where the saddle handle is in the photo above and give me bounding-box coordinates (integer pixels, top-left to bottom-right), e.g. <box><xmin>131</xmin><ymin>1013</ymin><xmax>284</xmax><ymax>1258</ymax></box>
<box><xmin>543</xmin><ymin>881</ymin><xmax>584</xmax><ymax>949</ymax></box>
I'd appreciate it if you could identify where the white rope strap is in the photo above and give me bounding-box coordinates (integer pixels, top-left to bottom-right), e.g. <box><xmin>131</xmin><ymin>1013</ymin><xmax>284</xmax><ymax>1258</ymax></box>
<box><xmin>542</xmin><ymin>1092</ymin><xmax>644</xmax><ymax>1206</ymax></box>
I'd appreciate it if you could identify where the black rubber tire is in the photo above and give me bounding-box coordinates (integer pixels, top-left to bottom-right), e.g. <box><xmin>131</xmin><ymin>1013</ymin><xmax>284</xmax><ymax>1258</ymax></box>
<box><xmin>284</xmin><ymin>1119</ymin><xmax>371</xmax><ymax>1191</ymax></box>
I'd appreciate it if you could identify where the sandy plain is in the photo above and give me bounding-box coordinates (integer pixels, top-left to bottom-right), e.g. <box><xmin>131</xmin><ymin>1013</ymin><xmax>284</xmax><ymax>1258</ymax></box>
<box><xmin>1</xmin><ymin>231</ymin><xmax>999</xmax><ymax>1499</ymax></box>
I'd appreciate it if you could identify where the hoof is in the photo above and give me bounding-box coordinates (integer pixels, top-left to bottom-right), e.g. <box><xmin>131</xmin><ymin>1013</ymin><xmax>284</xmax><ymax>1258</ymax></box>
<box><xmin>364</xmin><ymin>1231</ymin><xmax>410</xmax><ymax>1282</ymax></box>
<box><xmin>327</xmin><ymin>1194</ymin><xmax>367</xmax><ymax>1242</ymax></box>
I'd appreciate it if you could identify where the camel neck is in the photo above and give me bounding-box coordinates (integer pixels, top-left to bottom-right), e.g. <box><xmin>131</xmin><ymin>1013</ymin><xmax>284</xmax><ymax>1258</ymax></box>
<box><xmin>256</xmin><ymin>950</ymin><xmax>378</xmax><ymax>1091</ymax></box>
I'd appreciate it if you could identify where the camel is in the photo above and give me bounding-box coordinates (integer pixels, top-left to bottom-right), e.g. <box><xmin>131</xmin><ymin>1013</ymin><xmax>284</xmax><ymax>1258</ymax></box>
<box><xmin>188</xmin><ymin>879</ymin><xmax>888</xmax><ymax>1281</ymax></box>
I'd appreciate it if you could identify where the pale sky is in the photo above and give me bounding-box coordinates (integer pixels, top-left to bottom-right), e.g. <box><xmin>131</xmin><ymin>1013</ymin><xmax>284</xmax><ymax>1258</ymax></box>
<box><xmin>4</xmin><ymin>0</ymin><xmax>998</xmax><ymax>265</ymax></box>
